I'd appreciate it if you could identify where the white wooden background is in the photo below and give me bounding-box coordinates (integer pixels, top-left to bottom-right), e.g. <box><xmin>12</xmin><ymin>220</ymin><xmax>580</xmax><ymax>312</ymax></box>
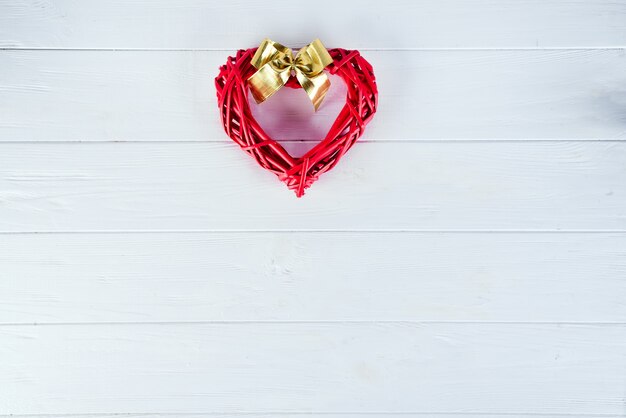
<box><xmin>1</xmin><ymin>0</ymin><xmax>626</xmax><ymax>416</ymax></box>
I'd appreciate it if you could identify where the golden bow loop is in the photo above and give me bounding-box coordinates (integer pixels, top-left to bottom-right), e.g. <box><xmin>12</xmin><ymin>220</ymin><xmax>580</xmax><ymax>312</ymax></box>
<box><xmin>247</xmin><ymin>38</ymin><xmax>333</xmax><ymax>111</ymax></box>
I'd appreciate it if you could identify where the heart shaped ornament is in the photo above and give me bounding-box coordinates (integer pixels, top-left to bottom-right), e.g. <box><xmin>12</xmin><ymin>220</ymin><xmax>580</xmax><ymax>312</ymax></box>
<box><xmin>215</xmin><ymin>39</ymin><xmax>377</xmax><ymax>197</ymax></box>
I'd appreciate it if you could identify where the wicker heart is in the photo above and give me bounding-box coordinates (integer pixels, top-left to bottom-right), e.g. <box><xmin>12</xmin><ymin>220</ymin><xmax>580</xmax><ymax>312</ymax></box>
<box><xmin>215</xmin><ymin>47</ymin><xmax>377</xmax><ymax>197</ymax></box>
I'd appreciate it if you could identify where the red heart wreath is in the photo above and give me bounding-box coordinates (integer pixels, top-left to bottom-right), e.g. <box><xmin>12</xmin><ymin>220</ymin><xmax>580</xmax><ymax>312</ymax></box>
<box><xmin>215</xmin><ymin>40</ymin><xmax>377</xmax><ymax>197</ymax></box>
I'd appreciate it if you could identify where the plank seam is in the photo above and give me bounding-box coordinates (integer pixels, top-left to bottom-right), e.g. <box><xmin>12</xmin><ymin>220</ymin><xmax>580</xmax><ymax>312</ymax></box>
<box><xmin>2</xmin><ymin>320</ymin><xmax>626</xmax><ymax>327</ymax></box>
<box><xmin>2</xmin><ymin>47</ymin><xmax>626</xmax><ymax>51</ymax></box>
<box><xmin>0</xmin><ymin>412</ymin><xmax>623</xmax><ymax>417</ymax></box>
<box><xmin>1</xmin><ymin>230</ymin><xmax>626</xmax><ymax>235</ymax></box>
<box><xmin>0</xmin><ymin>139</ymin><xmax>625</xmax><ymax>144</ymax></box>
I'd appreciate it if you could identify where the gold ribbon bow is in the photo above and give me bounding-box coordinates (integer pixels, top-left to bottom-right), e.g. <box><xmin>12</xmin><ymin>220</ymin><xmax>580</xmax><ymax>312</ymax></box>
<box><xmin>247</xmin><ymin>38</ymin><xmax>333</xmax><ymax>111</ymax></box>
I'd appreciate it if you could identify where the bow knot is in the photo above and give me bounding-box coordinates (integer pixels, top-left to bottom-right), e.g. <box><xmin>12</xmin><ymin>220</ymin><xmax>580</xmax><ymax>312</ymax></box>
<box><xmin>247</xmin><ymin>38</ymin><xmax>333</xmax><ymax>111</ymax></box>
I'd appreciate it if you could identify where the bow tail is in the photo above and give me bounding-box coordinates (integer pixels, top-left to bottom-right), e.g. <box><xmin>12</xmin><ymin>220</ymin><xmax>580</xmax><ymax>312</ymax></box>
<box><xmin>296</xmin><ymin>70</ymin><xmax>331</xmax><ymax>111</ymax></box>
<box><xmin>248</xmin><ymin>64</ymin><xmax>291</xmax><ymax>104</ymax></box>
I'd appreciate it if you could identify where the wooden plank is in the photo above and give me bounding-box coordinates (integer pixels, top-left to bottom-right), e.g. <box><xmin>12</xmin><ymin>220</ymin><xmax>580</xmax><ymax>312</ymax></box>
<box><xmin>0</xmin><ymin>141</ymin><xmax>624</xmax><ymax>231</ymax></box>
<box><xmin>1</xmin><ymin>49</ymin><xmax>625</xmax><ymax>141</ymax></box>
<box><xmin>1</xmin><ymin>0</ymin><xmax>625</xmax><ymax>49</ymax></box>
<box><xmin>1</xmin><ymin>232</ymin><xmax>625</xmax><ymax>324</ymax></box>
<box><xmin>1</xmin><ymin>415</ymin><xmax>608</xmax><ymax>418</ymax></box>
<box><xmin>1</xmin><ymin>322</ymin><xmax>625</xmax><ymax>414</ymax></box>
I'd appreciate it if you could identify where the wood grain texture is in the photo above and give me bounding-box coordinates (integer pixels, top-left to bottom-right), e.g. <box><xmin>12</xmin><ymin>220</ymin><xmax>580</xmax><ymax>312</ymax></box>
<box><xmin>3</xmin><ymin>2</ymin><xmax>626</xmax><ymax>416</ymax></box>
<box><xmin>1</xmin><ymin>232</ymin><xmax>625</xmax><ymax>324</ymax></box>
<box><xmin>1</xmin><ymin>49</ymin><xmax>625</xmax><ymax>141</ymax></box>
<box><xmin>2</xmin><ymin>322</ymin><xmax>625</xmax><ymax>414</ymax></box>
<box><xmin>1</xmin><ymin>0</ymin><xmax>625</xmax><ymax>49</ymax></box>
<box><xmin>0</xmin><ymin>141</ymin><xmax>623</xmax><ymax>232</ymax></box>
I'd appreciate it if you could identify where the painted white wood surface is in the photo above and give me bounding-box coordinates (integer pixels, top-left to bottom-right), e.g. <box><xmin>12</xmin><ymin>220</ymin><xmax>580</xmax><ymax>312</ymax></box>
<box><xmin>2</xmin><ymin>49</ymin><xmax>626</xmax><ymax>141</ymax></box>
<box><xmin>1</xmin><ymin>0</ymin><xmax>625</xmax><ymax>49</ymax></box>
<box><xmin>1</xmin><ymin>232</ymin><xmax>625</xmax><ymax>323</ymax></box>
<box><xmin>0</xmin><ymin>142</ymin><xmax>623</xmax><ymax>231</ymax></box>
<box><xmin>2</xmin><ymin>323</ymin><xmax>626</xmax><ymax>415</ymax></box>
<box><xmin>4</xmin><ymin>416</ymin><xmax>610</xmax><ymax>418</ymax></box>
<box><xmin>2</xmin><ymin>1</ymin><xmax>626</xmax><ymax>417</ymax></box>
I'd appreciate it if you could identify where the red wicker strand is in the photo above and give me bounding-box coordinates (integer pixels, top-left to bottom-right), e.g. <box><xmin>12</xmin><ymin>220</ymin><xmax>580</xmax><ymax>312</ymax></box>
<box><xmin>215</xmin><ymin>47</ymin><xmax>377</xmax><ymax>197</ymax></box>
